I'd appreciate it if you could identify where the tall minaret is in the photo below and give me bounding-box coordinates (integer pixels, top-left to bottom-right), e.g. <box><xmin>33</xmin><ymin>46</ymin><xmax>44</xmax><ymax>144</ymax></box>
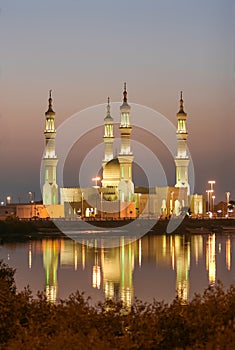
<box><xmin>42</xmin><ymin>90</ymin><xmax>59</xmax><ymax>205</ymax></box>
<box><xmin>174</xmin><ymin>91</ymin><xmax>190</xmax><ymax>195</ymax></box>
<box><xmin>102</xmin><ymin>97</ymin><xmax>114</xmax><ymax>167</ymax></box>
<box><xmin>118</xmin><ymin>83</ymin><xmax>134</xmax><ymax>201</ymax></box>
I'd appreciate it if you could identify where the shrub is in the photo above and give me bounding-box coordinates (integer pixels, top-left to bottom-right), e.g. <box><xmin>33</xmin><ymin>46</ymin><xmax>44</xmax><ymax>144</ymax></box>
<box><xmin>1</xmin><ymin>261</ymin><xmax>235</xmax><ymax>349</ymax></box>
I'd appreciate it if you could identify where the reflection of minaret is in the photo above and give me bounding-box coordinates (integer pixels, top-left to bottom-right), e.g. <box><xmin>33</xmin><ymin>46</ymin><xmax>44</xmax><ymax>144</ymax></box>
<box><xmin>42</xmin><ymin>239</ymin><xmax>59</xmax><ymax>303</ymax></box>
<box><xmin>174</xmin><ymin>92</ymin><xmax>190</xmax><ymax>195</ymax></box>
<box><xmin>92</xmin><ymin>250</ymin><xmax>101</xmax><ymax>290</ymax></box>
<box><xmin>191</xmin><ymin>235</ymin><xmax>203</xmax><ymax>265</ymax></box>
<box><xmin>206</xmin><ymin>234</ymin><xmax>216</xmax><ymax>285</ymax></box>
<box><xmin>28</xmin><ymin>242</ymin><xmax>32</xmax><ymax>269</ymax></box>
<box><xmin>118</xmin><ymin>83</ymin><xmax>134</xmax><ymax>202</ymax></box>
<box><xmin>226</xmin><ymin>237</ymin><xmax>231</xmax><ymax>271</ymax></box>
<box><xmin>173</xmin><ymin>235</ymin><xmax>190</xmax><ymax>302</ymax></box>
<box><xmin>102</xmin><ymin>238</ymin><xmax>135</xmax><ymax>308</ymax></box>
<box><xmin>43</xmin><ymin>90</ymin><xmax>59</xmax><ymax>205</ymax></box>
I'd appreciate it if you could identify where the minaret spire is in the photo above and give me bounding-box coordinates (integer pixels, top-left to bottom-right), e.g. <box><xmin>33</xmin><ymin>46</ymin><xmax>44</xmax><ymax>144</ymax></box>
<box><xmin>123</xmin><ymin>82</ymin><xmax>127</xmax><ymax>103</ymax></box>
<box><xmin>46</xmin><ymin>90</ymin><xmax>55</xmax><ymax>115</ymax></box>
<box><xmin>107</xmin><ymin>96</ymin><xmax>110</xmax><ymax>115</ymax></box>
<box><xmin>179</xmin><ymin>91</ymin><xmax>185</xmax><ymax>113</ymax></box>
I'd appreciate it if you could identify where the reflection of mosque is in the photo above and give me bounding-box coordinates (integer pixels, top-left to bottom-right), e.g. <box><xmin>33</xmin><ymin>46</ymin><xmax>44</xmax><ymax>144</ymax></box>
<box><xmin>173</xmin><ymin>236</ymin><xmax>190</xmax><ymax>302</ymax></box>
<box><xmin>206</xmin><ymin>234</ymin><xmax>216</xmax><ymax>285</ymax></box>
<box><xmin>141</xmin><ymin>235</ymin><xmax>192</xmax><ymax>302</ymax></box>
<box><xmin>42</xmin><ymin>240</ymin><xmax>59</xmax><ymax>303</ymax></box>
<box><xmin>40</xmin><ymin>238</ymin><xmax>137</xmax><ymax>305</ymax></box>
<box><xmin>205</xmin><ymin>233</ymin><xmax>232</xmax><ymax>285</ymax></box>
<box><xmin>29</xmin><ymin>234</ymin><xmax>233</xmax><ymax>303</ymax></box>
<box><xmin>101</xmin><ymin>237</ymin><xmax>136</xmax><ymax>307</ymax></box>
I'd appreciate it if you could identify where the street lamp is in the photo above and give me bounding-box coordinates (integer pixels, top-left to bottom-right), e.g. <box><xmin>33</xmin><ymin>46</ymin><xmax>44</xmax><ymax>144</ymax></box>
<box><xmin>29</xmin><ymin>191</ymin><xmax>33</xmax><ymax>203</ymax></box>
<box><xmin>170</xmin><ymin>191</ymin><xmax>174</xmax><ymax>215</ymax></box>
<box><xmin>208</xmin><ymin>181</ymin><xmax>216</xmax><ymax>212</ymax></box>
<box><xmin>6</xmin><ymin>196</ymin><xmax>11</xmax><ymax>205</ymax></box>
<box><xmin>208</xmin><ymin>180</ymin><xmax>216</xmax><ymax>191</ymax></box>
<box><xmin>100</xmin><ymin>192</ymin><xmax>103</xmax><ymax>220</ymax></box>
<box><xmin>92</xmin><ymin>176</ymin><xmax>101</xmax><ymax>188</ymax></box>
<box><xmin>206</xmin><ymin>189</ymin><xmax>213</xmax><ymax>213</ymax></box>
<box><xmin>212</xmin><ymin>195</ymin><xmax>215</xmax><ymax>214</ymax></box>
<box><xmin>81</xmin><ymin>192</ymin><xmax>84</xmax><ymax>219</ymax></box>
<box><xmin>138</xmin><ymin>193</ymin><xmax>142</xmax><ymax>216</ymax></box>
<box><xmin>226</xmin><ymin>192</ymin><xmax>230</xmax><ymax>217</ymax></box>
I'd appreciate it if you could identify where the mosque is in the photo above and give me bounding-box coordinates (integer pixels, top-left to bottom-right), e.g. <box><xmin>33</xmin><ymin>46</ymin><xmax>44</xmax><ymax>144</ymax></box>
<box><xmin>41</xmin><ymin>84</ymin><xmax>204</xmax><ymax>219</ymax></box>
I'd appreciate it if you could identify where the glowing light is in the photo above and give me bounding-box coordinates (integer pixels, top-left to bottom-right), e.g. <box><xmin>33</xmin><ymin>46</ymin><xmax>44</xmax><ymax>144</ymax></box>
<box><xmin>226</xmin><ymin>238</ymin><xmax>231</xmax><ymax>271</ymax></box>
<box><xmin>92</xmin><ymin>265</ymin><xmax>101</xmax><ymax>289</ymax></box>
<box><xmin>206</xmin><ymin>234</ymin><xmax>216</xmax><ymax>285</ymax></box>
<box><xmin>138</xmin><ymin>239</ymin><xmax>142</xmax><ymax>267</ymax></box>
<box><xmin>92</xmin><ymin>176</ymin><xmax>101</xmax><ymax>188</ymax></box>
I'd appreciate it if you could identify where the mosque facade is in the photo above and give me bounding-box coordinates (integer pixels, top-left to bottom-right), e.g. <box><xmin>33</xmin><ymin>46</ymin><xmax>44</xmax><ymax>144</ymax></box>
<box><xmin>41</xmin><ymin>85</ymin><xmax>203</xmax><ymax>219</ymax></box>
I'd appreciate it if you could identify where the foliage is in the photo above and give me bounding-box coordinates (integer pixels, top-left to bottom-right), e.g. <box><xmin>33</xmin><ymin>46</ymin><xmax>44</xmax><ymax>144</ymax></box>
<box><xmin>1</xmin><ymin>261</ymin><xmax>235</xmax><ymax>349</ymax></box>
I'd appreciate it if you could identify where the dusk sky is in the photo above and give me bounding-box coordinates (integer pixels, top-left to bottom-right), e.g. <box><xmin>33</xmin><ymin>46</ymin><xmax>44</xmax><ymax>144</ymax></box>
<box><xmin>0</xmin><ymin>0</ymin><xmax>235</xmax><ymax>203</ymax></box>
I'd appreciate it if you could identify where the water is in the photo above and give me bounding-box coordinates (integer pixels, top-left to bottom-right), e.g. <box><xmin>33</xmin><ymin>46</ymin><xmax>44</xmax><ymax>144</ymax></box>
<box><xmin>0</xmin><ymin>232</ymin><xmax>235</xmax><ymax>305</ymax></box>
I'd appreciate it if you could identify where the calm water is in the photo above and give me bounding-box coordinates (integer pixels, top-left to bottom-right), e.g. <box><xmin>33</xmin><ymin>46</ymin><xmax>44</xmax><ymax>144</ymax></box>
<box><xmin>1</xmin><ymin>232</ymin><xmax>235</xmax><ymax>305</ymax></box>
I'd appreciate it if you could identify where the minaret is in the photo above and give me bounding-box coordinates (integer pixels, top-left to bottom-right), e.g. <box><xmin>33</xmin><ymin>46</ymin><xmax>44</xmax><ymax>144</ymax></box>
<box><xmin>118</xmin><ymin>83</ymin><xmax>134</xmax><ymax>201</ymax></box>
<box><xmin>102</xmin><ymin>97</ymin><xmax>114</xmax><ymax>166</ymax></box>
<box><xmin>42</xmin><ymin>90</ymin><xmax>59</xmax><ymax>205</ymax></box>
<box><xmin>174</xmin><ymin>91</ymin><xmax>190</xmax><ymax>195</ymax></box>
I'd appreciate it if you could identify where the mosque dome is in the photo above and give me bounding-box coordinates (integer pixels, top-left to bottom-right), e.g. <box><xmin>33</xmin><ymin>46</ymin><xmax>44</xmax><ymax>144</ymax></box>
<box><xmin>103</xmin><ymin>158</ymin><xmax>120</xmax><ymax>181</ymax></box>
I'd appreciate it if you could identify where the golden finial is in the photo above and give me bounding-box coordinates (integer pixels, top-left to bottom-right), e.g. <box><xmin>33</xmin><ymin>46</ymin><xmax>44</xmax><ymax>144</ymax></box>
<box><xmin>107</xmin><ymin>96</ymin><xmax>110</xmax><ymax>115</ymax></box>
<box><xmin>46</xmin><ymin>89</ymin><xmax>55</xmax><ymax>114</ymax></box>
<box><xmin>179</xmin><ymin>91</ymin><xmax>185</xmax><ymax>113</ymax></box>
<box><xmin>123</xmin><ymin>82</ymin><xmax>127</xmax><ymax>103</ymax></box>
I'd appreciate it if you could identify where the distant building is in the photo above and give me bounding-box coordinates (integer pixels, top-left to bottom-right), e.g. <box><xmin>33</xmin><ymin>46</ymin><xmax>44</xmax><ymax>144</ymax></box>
<box><xmin>190</xmin><ymin>194</ymin><xmax>206</xmax><ymax>216</ymax></box>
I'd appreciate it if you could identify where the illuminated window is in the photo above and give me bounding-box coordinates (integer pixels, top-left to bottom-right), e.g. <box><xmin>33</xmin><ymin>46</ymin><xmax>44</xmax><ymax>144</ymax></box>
<box><xmin>128</xmin><ymin>166</ymin><xmax>131</xmax><ymax>178</ymax></box>
<box><xmin>53</xmin><ymin>168</ymin><xmax>56</xmax><ymax>181</ymax></box>
<box><xmin>46</xmin><ymin>169</ymin><xmax>49</xmax><ymax>181</ymax></box>
<box><xmin>178</xmin><ymin>119</ymin><xmax>186</xmax><ymax>132</ymax></box>
<box><xmin>121</xmin><ymin>166</ymin><xmax>124</xmax><ymax>178</ymax></box>
<box><xmin>121</xmin><ymin>112</ymin><xmax>130</xmax><ymax>127</ymax></box>
<box><xmin>177</xmin><ymin>169</ymin><xmax>180</xmax><ymax>182</ymax></box>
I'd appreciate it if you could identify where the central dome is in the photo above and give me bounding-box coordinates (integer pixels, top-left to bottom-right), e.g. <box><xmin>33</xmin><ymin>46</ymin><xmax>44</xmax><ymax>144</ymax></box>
<box><xmin>103</xmin><ymin>158</ymin><xmax>120</xmax><ymax>181</ymax></box>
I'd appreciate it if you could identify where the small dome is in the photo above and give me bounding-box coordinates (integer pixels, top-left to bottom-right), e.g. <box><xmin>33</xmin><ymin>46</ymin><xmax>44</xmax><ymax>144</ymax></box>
<box><xmin>120</xmin><ymin>102</ymin><xmax>130</xmax><ymax>110</ymax></box>
<box><xmin>104</xmin><ymin>115</ymin><xmax>113</xmax><ymax>123</ymax></box>
<box><xmin>45</xmin><ymin>108</ymin><xmax>55</xmax><ymax>116</ymax></box>
<box><xmin>103</xmin><ymin>158</ymin><xmax>120</xmax><ymax>180</ymax></box>
<box><xmin>45</xmin><ymin>97</ymin><xmax>55</xmax><ymax>116</ymax></box>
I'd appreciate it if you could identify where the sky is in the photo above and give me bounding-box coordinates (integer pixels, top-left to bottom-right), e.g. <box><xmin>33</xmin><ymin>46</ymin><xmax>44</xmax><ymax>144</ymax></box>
<box><xmin>0</xmin><ymin>0</ymin><xmax>235</xmax><ymax>203</ymax></box>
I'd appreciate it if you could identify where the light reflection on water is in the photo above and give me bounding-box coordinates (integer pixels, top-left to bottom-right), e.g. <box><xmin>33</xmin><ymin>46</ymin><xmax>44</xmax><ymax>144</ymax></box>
<box><xmin>0</xmin><ymin>232</ymin><xmax>235</xmax><ymax>305</ymax></box>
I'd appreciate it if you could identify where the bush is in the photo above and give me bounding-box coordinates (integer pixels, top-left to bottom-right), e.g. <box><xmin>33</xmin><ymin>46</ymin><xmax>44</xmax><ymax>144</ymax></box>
<box><xmin>1</xmin><ymin>261</ymin><xmax>235</xmax><ymax>349</ymax></box>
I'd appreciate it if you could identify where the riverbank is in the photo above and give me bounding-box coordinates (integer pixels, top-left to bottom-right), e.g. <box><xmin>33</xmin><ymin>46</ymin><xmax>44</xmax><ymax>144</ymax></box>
<box><xmin>0</xmin><ymin>217</ymin><xmax>235</xmax><ymax>242</ymax></box>
<box><xmin>0</xmin><ymin>219</ymin><xmax>65</xmax><ymax>242</ymax></box>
